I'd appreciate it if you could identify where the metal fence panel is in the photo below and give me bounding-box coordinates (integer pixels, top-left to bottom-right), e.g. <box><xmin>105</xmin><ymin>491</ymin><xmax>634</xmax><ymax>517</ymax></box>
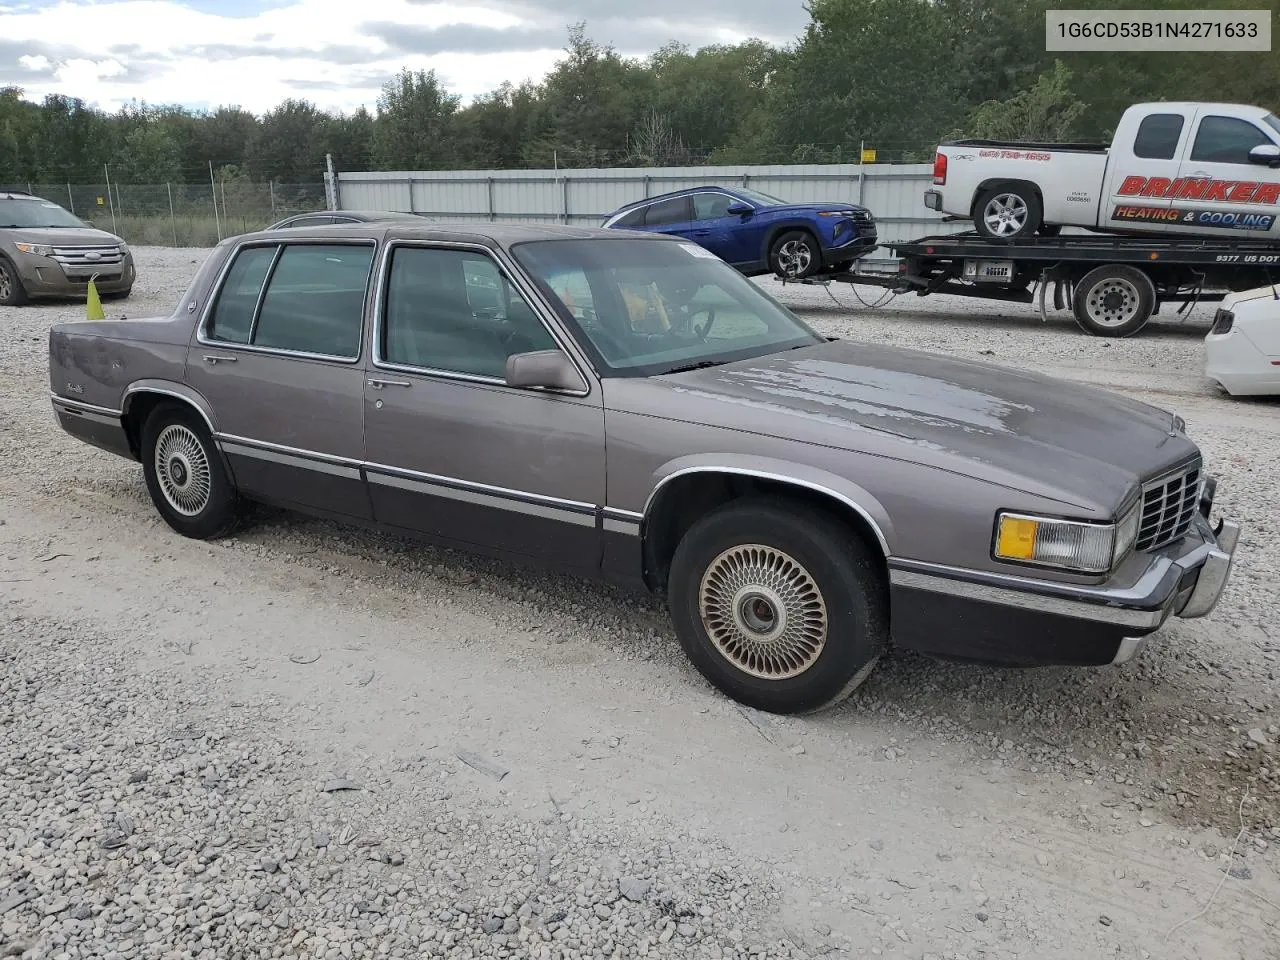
<box><xmin>335</xmin><ymin>163</ymin><xmax>964</xmax><ymax>244</ymax></box>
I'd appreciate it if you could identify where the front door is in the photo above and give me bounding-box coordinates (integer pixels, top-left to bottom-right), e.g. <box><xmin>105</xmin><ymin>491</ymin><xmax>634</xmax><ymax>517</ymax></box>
<box><xmin>361</xmin><ymin>240</ymin><xmax>606</xmax><ymax>569</ymax></box>
<box><xmin>688</xmin><ymin>191</ymin><xmax>750</xmax><ymax>265</ymax></box>
<box><xmin>1170</xmin><ymin>111</ymin><xmax>1280</xmax><ymax>240</ymax></box>
<box><xmin>184</xmin><ymin>238</ymin><xmax>376</xmax><ymax>519</ymax></box>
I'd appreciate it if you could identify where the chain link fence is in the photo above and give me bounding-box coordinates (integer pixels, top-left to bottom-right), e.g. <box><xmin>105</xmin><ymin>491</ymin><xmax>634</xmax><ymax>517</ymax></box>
<box><xmin>13</xmin><ymin>182</ymin><xmax>328</xmax><ymax>247</ymax></box>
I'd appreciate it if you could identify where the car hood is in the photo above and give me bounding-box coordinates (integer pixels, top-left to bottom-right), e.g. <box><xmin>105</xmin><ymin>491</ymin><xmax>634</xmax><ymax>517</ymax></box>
<box><xmin>624</xmin><ymin>340</ymin><xmax>1198</xmax><ymax>512</ymax></box>
<box><xmin>766</xmin><ymin>201</ymin><xmax>870</xmax><ymax>215</ymax></box>
<box><xmin>4</xmin><ymin>226</ymin><xmax>125</xmax><ymax>246</ymax></box>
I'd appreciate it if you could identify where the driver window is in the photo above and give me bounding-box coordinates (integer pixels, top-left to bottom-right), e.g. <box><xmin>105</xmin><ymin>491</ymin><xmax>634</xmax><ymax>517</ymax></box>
<box><xmin>382</xmin><ymin>247</ymin><xmax>557</xmax><ymax>379</ymax></box>
<box><xmin>1190</xmin><ymin>116</ymin><xmax>1272</xmax><ymax>165</ymax></box>
<box><xmin>693</xmin><ymin>193</ymin><xmax>733</xmax><ymax>220</ymax></box>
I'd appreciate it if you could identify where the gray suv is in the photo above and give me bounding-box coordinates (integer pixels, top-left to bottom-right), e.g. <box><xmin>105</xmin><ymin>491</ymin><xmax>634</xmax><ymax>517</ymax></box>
<box><xmin>0</xmin><ymin>191</ymin><xmax>135</xmax><ymax>305</ymax></box>
<box><xmin>45</xmin><ymin>221</ymin><xmax>1241</xmax><ymax>714</ymax></box>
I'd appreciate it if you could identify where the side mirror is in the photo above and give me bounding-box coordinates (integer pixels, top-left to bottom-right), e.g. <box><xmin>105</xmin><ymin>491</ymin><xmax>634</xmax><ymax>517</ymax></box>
<box><xmin>726</xmin><ymin>202</ymin><xmax>753</xmax><ymax>216</ymax></box>
<box><xmin>505</xmin><ymin>349</ymin><xmax>587</xmax><ymax>392</ymax></box>
<box><xmin>1248</xmin><ymin>143</ymin><xmax>1280</xmax><ymax>167</ymax></box>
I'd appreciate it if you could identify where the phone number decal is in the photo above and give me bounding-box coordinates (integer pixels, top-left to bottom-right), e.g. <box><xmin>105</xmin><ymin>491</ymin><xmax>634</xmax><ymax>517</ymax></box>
<box><xmin>1046</xmin><ymin>10</ymin><xmax>1271</xmax><ymax>51</ymax></box>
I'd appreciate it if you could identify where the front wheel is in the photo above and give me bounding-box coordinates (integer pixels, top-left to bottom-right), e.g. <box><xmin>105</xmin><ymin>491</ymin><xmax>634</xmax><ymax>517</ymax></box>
<box><xmin>769</xmin><ymin>230</ymin><xmax>823</xmax><ymax>279</ymax></box>
<box><xmin>0</xmin><ymin>256</ymin><xmax>29</xmax><ymax>306</ymax></box>
<box><xmin>140</xmin><ymin>403</ymin><xmax>243</xmax><ymax>539</ymax></box>
<box><xmin>667</xmin><ymin>499</ymin><xmax>888</xmax><ymax>714</ymax></box>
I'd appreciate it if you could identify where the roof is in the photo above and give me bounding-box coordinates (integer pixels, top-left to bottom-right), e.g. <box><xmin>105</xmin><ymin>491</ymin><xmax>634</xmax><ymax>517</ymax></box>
<box><xmin>611</xmin><ymin>185</ymin><xmax>743</xmax><ymax>212</ymax></box>
<box><xmin>247</xmin><ymin>219</ymin><xmax>679</xmax><ymax>246</ymax></box>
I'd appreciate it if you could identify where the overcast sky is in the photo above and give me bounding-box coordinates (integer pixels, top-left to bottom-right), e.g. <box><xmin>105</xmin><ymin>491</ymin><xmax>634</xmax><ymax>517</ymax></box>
<box><xmin>0</xmin><ymin>0</ymin><xmax>810</xmax><ymax>115</ymax></box>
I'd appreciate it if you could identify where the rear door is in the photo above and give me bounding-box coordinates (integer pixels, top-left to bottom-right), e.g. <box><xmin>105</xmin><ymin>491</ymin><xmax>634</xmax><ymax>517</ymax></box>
<box><xmin>1101</xmin><ymin>110</ymin><xmax>1190</xmax><ymax>232</ymax></box>
<box><xmin>184</xmin><ymin>237</ymin><xmax>376</xmax><ymax>519</ymax></box>
<box><xmin>1171</xmin><ymin>111</ymin><xmax>1280</xmax><ymax>240</ymax></box>
<box><xmin>640</xmin><ymin>194</ymin><xmax>694</xmax><ymax>240</ymax></box>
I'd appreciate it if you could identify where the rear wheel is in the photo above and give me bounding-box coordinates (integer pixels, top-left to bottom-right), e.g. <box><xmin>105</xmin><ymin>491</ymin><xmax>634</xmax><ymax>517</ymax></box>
<box><xmin>1071</xmin><ymin>264</ymin><xmax>1156</xmax><ymax>337</ymax></box>
<box><xmin>769</xmin><ymin>230</ymin><xmax>823</xmax><ymax>279</ymax></box>
<box><xmin>667</xmin><ymin>499</ymin><xmax>888</xmax><ymax>714</ymax></box>
<box><xmin>0</xmin><ymin>256</ymin><xmax>29</xmax><ymax>306</ymax></box>
<box><xmin>140</xmin><ymin>402</ymin><xmax>243</xmax><ymax>539</ymax></box>
<box><xmin>974</xmin><ymin>184</ymin><xmax>1043</xmax><ymax>241</ymax></box>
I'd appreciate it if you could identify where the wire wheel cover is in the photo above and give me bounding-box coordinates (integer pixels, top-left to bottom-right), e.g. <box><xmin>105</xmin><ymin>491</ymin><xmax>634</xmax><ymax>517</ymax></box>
<box><xmin>154</xmin><ymin>424</ymin><xmax>212</xmax><ymax>516</ymax></box>
<box><xmin>698</xmin><ymin>544</ymin><xmax>829</xmax><ymax>680</ymax></box>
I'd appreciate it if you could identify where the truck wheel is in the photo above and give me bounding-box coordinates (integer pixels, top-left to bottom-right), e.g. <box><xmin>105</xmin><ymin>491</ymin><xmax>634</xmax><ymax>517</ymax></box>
<box><xmin>1071</xmin><ymin>264</ymin><xmax>1156</xmax><ymax>337</ymax></box>
<box><xmin>667</xmin><ymin>498</ymin><xmax>888</xmax><ymax>715</ymax></box>
<box><xmin>0</xmin><ymin>256</ymin><xmax>29</xmax><ymax>306</ymax></box>
<box><xmin>974</xmin><ymin>185</ymin><xmax>1042</xmax><ymax>241</ymax></box>
<box><xmin>769</xmin><ymin>230</ymin><xmax>822</xmax><ymax>279</ymax></box>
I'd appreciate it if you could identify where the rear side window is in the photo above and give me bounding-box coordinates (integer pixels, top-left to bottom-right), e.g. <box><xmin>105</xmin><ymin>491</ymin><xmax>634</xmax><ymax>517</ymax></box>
<box><xmin>643</xmin><ymin>196</ymin><xmax>690</xmax><ymax>226</ymax></box>
<box><xmin>1133</xmin><ymin>113</ymin><xmax>1184</xmax><ymax>160</ymax></box>
<box><xmin>251</xmin><ymin>244</ymin><xmax>375</xmax><ymax>358</ymax></box>
<box><xmin>1190</xmin><ymin>116</ymin><xmax>1272</xmax><ymax>165</ymax></box>
<box><xmin>207</xmin><ymin>246</ymin><xmax>276</xmax><ymax>344</ymax></box>
<box><xmin>611</xmin><ymin>206</ymin><xmax>645</xmax><ymax>228</ymax></box>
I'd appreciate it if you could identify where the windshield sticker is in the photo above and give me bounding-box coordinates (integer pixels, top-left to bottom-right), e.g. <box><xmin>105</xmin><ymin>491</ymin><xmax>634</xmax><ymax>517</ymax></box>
<box><xmin>679</xmin><ymin>242</ymin><xmax>719</xmax><ymax>259</ymax></box>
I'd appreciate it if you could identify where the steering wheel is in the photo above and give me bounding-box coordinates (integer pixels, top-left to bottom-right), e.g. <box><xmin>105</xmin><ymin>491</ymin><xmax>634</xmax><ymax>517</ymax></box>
<box><xmin>688</xmin><ymin>306</ymin><xmax>717</xmax><ymax>341</ymax></box>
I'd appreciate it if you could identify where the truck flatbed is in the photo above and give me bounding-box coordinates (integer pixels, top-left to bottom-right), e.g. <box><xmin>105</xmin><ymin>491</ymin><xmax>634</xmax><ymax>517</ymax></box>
<box><xmin>805</xmin><ymin>230</ymin><xmax>1280</xmax><ymax>337</ymax></box>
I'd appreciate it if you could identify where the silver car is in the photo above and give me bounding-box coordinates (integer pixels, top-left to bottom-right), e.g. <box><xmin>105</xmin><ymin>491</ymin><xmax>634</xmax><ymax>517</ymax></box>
<box><xmin>1</xmin><ymin>191</ymin><xmax>135</xmax><ymax>305</ymax></box>
<box><xmin>46</xmin><ymin>221</ymin><xmax>1242</xmax><ymax>714</ymax></box>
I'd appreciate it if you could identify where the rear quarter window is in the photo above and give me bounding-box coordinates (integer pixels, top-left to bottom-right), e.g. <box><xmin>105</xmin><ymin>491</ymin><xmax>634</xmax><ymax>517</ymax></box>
<box><xmin>1133</xmin><ymin>113</ymin><xmax>1184</xmax><ymax>160</ymax></box>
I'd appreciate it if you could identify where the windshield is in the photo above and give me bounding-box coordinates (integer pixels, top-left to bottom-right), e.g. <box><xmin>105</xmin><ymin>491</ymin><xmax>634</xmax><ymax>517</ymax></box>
<box><xmin>511</xmin><ymin>237</ymin><xmax>824</xmax><ymax>376</ymax></box>
<box><xmin>1263</xmin><ymin>113</ymin><xmax>1280</xmax><ymax>138</ymax></box>
<box><xmin>734</xmin><ymin>187</ymin><xmax>787</xmax><ymax>206</ymax></box>
<box><xmin>0</xmin><ymin>197</ymin><xmax>88</xmax><ymax>229</ymax></box>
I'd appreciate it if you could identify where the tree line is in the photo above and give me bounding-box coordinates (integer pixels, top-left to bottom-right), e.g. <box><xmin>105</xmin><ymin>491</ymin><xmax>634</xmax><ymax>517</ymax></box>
<box><xmin>2</xmin><ymin>0</ymin><xmax>1276</xmax><ymax>187</ymax></box>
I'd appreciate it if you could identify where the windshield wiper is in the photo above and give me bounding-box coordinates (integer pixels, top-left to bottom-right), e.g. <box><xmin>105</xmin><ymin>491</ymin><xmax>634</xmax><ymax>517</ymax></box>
<box><xmin>663</xmin><ymin>359</ymin><xmax>728</xmax><ymax>374</ymax></box>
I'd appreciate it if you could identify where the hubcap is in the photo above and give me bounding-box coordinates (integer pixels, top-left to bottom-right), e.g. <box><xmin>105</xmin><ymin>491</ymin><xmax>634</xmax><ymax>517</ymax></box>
<box><xmin>983</xmin><ymin>193</ymin><xmax>1029</xmax><ymax>237</ymax></box>
<box><xmin>154</xmin><ymin>424</ymin><xmax>212</xmax><ymax>516</ymax></box>
<box><xmin>698</xmin><ymin>544</ymin><xmax>828</xmax><ymax>680</ymax></box>
<box><xmin>0</xmin><ymin>264</ymin><xmax>12</xmax><ymax>300</ymax></box>
<box><xmin>1085</xmin><ymin>277</ymin><xmax>1140</xmax><ymax>327</ymax></box>
<box><xmin>777</xmin><ymin>239</ymin><xmax>812</xmax><ymax>276</ymax></box>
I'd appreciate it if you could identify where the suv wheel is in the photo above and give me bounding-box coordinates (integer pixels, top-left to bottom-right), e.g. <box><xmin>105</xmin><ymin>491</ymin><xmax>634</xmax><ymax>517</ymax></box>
<box><xmin>0</xmin><ymin>256</ymin><xmax>29</xmax><ymax>306</ymax></box>
<box><xmin>140</xmin><ymin>402</ymin><xmax>243</xmax><ymax>539</ymax></box>
<box><xmin>769</xmin><ymin>230</ymin><xmax>822</xmax><ymax>280</ymax></box>
<box><xmin>667</xmin><ymin>499</ymin><xmax>888</xmax><ymax>714</ymax></box>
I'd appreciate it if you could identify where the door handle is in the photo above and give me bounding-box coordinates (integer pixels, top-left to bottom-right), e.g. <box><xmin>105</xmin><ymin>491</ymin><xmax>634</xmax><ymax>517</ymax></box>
<box><xmin>692</xmin><ymin>230</ymin><xmax>710</xmax><ymax>236</ymax></box>
<box><xmin>367</xmin><ymin>377</ymin><xmax>411</xmax><ymax>389</ymax></box>
<box><xmin>202</xmin><ymin>354</ymin><xmax>237</xmax><ymax>364</ymax></box>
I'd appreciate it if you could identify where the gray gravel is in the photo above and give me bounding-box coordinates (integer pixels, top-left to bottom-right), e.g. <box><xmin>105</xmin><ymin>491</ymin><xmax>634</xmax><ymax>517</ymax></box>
<box><xmin>2</xmin><ymin>246</ymin><xmax>1279</xmax><ymax>958</ymax></box>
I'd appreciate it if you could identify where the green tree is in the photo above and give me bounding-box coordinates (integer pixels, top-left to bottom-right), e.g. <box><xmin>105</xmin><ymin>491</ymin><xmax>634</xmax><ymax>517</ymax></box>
<box><xmin>951</xmin><ymin>60</ymin><xmax>1088</xmax><ymax>142</ymax></box>
<box><xmin>371</xmin><ymin>68</ymin><xmax>461</xmax><ymax>170</ymax></box>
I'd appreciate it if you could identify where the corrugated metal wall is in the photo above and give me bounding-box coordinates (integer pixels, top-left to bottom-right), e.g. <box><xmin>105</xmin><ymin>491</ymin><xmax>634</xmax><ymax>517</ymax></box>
<box><xmin>333</xmin><ymin>163</ymin><xmax>965</xmax><ymax>246</ymax></box>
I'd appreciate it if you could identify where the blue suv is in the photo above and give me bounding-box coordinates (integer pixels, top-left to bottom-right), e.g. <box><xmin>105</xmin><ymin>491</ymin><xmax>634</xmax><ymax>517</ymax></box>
<box><xmin>601</xmin><ymin>185</ymin><xmax>878</xmax><ymax>279</ymax></box>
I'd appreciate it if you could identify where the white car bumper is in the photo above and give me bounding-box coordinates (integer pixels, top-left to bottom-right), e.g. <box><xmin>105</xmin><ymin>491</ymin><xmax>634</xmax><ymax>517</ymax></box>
<box><xmin>1205</xmin><ymin>325</ymin><xmax>1280</xmax><ymax>397</ymax></box>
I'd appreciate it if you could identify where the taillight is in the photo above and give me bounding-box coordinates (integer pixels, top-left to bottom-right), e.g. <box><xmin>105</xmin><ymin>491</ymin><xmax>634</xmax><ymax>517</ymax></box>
<box><xmin>1210</xmin><ymin>308</ymin><xmax>1234</xmax><ymax>334</ymax></box>
<box><xmin>932</xmin><ymin>152</ymin><xmax>948</xmax><ymax>185</ymax></box>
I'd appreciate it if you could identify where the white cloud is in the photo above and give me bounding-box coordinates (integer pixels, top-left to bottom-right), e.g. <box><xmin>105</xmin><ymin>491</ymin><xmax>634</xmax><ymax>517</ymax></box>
<box><xmin>0</xmin><ymin>0</ymin><xmax>568</xmax><ymax>114</ymax></box>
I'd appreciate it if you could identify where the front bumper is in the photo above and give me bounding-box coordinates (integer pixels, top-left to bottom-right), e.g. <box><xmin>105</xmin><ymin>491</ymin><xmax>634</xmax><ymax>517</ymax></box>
<box><xmin>18</xmin><ymin>256</ymin><xmax>135</xmax><ymax>299</ymax></box>
<box><xmin>887</xmin><ymin>478</ymin><xmax>1242</xmax><ymax>667</ymax></box>
<box><xmin>820</xmin><ymin>231</ymin><xmax>879</xmax><ymax>265</ymax></box>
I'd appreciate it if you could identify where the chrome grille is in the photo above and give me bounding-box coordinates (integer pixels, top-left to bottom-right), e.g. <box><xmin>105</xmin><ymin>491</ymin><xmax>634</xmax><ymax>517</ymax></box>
<box><xmin>849</xmin><ymin>210</ymin><xmax>874</xmax><ymax>223</ymax></box>
<box><xmin>50</xmin><ymin>244</ymin><xmax>123</xmax><ymax>267</ymax></box>
<box><xmin>1136</xmin><ymin>463</ymin><xmax>1201</xmax><ymax>551</ymax></box>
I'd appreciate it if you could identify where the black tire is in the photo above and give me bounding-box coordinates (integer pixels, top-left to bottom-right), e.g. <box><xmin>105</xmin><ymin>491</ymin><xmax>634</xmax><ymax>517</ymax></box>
<box><xmin>101</xmin><ymin>288</ymin><xmax>132</xmax><ymax>301</ymax></box>
<box><xmin>973</xmin><ymin>184</ymin><xmax>1043</xmax><ymax>241</ymax></box>
<box><xmin>1071</xmin><ymin>264</ymin><xmax>1156</xmax><ymax>337</ymax></box>
<box><xmin>769</xmin><ymin>229</ymin><xmax>823</xmax><ymax>279</ymax></box>
<box><xmin>140</xmin><ymin>402</ymin><xmax>242</xmax><ymax>539</ymax></box>
<box><xmin>667</xmin><ymin>498</ymin><xmax>888</xmax><ymax>715</ymax></box>
<box><xmin>0</xmin><ymin>256</ymin><xmax>29</xmax><ymax>306</ymax></box>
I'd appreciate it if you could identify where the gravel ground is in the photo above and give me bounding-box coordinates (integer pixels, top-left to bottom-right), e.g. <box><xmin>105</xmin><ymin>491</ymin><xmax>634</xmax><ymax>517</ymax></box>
<box><xmin>2</xmin><ymin>246</ymin><xmax>1279</xmax><ymax>959</ymax></box>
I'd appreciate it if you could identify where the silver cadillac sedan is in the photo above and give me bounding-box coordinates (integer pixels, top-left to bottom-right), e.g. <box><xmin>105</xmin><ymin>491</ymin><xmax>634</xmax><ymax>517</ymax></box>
<box><xmin>47</xmin><ymin>221</ymin><xmax>1242</xmax><ymax>714</ymax></box>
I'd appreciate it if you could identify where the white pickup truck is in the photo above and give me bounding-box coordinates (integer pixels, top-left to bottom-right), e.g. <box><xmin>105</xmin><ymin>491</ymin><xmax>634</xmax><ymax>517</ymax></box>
<box><xmin>925</xmin><ymin>101</ymin><xmax>1280</xmax><ymax>243</ymax></box>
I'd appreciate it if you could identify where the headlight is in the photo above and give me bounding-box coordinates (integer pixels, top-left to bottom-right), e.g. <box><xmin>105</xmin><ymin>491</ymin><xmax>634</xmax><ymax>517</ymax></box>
<box><xmin>14</xmin><ymin>242</ymin><xmax>53</xmax><ymax>257</ymax></box>
<box><xmin>818</xmin><ymin>210</ymin><xmax>860</xmax><ymax>218</ymax></box>
<box><xmin>993</xmin><ymin>505</ymin><xmax>1139</xmax><ymax>575</ymax></box>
